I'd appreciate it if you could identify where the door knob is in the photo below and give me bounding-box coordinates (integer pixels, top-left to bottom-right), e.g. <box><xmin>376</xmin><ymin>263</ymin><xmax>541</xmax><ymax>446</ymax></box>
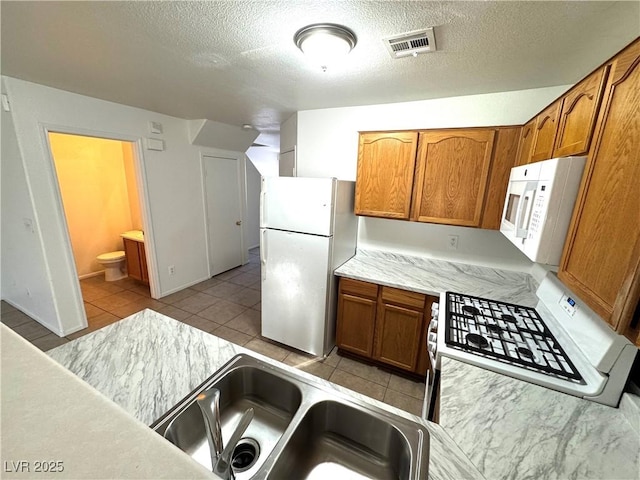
<box><xmin>236</xmin><ymin>221</ymin><xmax>242</xmax><ymax>226</ymax></box>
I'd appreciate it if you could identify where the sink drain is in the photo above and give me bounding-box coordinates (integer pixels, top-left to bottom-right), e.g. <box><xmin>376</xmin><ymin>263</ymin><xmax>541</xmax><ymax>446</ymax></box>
<box><xmin>232</xmin><ymin>438</ymin><xmax>260</xmax><ymax>473</ymax></box>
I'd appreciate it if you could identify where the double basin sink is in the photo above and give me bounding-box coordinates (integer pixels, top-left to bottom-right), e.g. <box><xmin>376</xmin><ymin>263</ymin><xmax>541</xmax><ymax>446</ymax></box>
<box><xmin>153</xmin><ymin>354</ymin><xmax>429</xmax><ymax>479</ymax></box>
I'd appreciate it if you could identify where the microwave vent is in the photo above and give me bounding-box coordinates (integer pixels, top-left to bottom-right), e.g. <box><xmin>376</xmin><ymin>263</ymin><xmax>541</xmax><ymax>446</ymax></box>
<box><xmin>383</xmin><ymin>28</ymin><xmax>437</xmax><ymax>58</ymax></box>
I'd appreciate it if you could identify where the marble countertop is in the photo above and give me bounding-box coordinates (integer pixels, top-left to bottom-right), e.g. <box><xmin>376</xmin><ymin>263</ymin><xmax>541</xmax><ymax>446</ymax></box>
<box><xmin>1</xmin><ymin>325</ymin><xmax>215</xmax><ymax>480</ymax></box>
<box><xmin>439</xmin><ymin>357</ymin><xmax>640</xmax><ymax>479</ymax></box>
<box><xmin>335</xmin><ymin>249</ymin><xmax>539</xmax><ymax>306</ymax></box>
<box><xmin>48</xmin><ymin>309</ymin><xmax>483</xmax><ymax>480</ymax></box>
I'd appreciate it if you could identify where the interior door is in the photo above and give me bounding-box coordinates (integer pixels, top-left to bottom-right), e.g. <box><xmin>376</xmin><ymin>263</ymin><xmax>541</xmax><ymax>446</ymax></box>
<box><xmin>203</xmin><ymin>155</ymin><xmax>244</xmax><ymax>276</ymax></box>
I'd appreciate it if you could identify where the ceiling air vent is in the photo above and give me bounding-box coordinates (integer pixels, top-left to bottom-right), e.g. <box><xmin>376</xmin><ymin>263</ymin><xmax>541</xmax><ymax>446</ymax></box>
<box><xmin>383</xmin><ymin>28</ymin><xmax>436</xmax><ymax>58</ymax></box>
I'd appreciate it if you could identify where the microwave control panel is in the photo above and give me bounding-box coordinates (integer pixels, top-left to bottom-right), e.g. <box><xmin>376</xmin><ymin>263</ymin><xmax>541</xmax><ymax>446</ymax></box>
<box><xmin>528</xmin><ymin>184</ymin><xmax>548</xmax><ymax>238</ymax></box>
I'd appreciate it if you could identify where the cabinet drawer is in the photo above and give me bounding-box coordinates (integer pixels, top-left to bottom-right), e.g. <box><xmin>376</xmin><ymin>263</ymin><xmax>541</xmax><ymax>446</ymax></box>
<box><xmin>339</xmin><ymin>278</ymin><xmax>379</xmax><ymax>299</ymax></box>
<box><xmin>381</xmin><ymin>286</ymin><xmax>426</xmax><ymax>310</ymax></box>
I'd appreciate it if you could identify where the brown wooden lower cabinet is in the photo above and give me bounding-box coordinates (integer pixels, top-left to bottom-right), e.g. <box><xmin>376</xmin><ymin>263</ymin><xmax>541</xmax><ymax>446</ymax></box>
<box><xmin>123</xmin><ymin>238</ymin><xmax>149</xmax><ymax>285</ymax></box>
<box><xmin>336</xmin><ymin>277</ymin><xmax>437</xmax><ymax>375</ymax></box>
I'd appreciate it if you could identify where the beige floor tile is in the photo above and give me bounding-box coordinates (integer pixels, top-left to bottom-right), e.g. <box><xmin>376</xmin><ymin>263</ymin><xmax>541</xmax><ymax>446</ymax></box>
<box><xmin>180</xmin><ymin>315</ymin><xmax>218</xmax><ymax>334</ymax></box>
<box><xmin>251</xmin><ymin>302</ymin><xmax>261</xmax><ymax>311</ymax></box>
<box><xmin>297</xmin><ymin>362</ymin><xmax>335</xmax><ymax>380</ymax></box>
<box><xmin>228</xmin><ymin>272</ymin><xmax>260</xmax><ymax>287</ymax></box>
<box><xmin>223</xmin><ymin>309</ymin><xmax>260</xmax><ymax>336</ymax></box>
<box><xmin>80</xmin><ymin>284</ymin><xmax>113</xmax><ymax>302</ymax></box>
<box><xmin>247</xmin><ymin>279</ymin><xmax>261</xmax><ymax>291</ymax></box>
<box><xmin>244</xmin><ymin>338</ymin><xmax>290</xmax><ymax>361</ymax></box>
<box><xmin>126</xmin><ymin>283</ymin><xmax>152</xmax><ymax>297</ymax></box>
<box><xmin>214</xmin><ymin>269</ymin><xmax>242</xmax><ymax>281</ymax></box>
<box><xmin>202</xmin><ymin>282</ymin><xmax>244</xmax><ymax>298</ymax></box>
<box><xmin>329</xmin><ymin>369</ymin><xmax>386</xmax><ymax>401</ymax></box>
<box><xmin>383</xmin><ymin>389</ymin><xmax>424</xmax><ymax>417</ymax></box>
<box><xmin>109</xmin><ymin>277</ymin><xmax>140</xmax><ymax>290</ymax></box>
<box><xmin>91</xmin><ymin>290</ymin><xmax>147</xmax><ymax>311</ymax></box>
<box><xmin>283</xmin><ymin>351</ymin><xmax>323</xmax><ymax>367</ymax></box>
<box><xmin>210</xmin><ymin>325</ymin><xmax>253</xmax><ymax>346</ymax></box>
<box><xmin>93</xmin><ymin>282</ymin><xmax>126</xmax><ymax>295</ymax></box>
<box><xmin>66</xmin><ymin>312</ymin><xmax>120</xmax><ymax>340</ymax></box>
<box><xmin>172</xmin><ymin>292</ymin><xmax>219</xmax><ymax>314</ymax></box>
<box><xmin>283</xmin><ymin>353</ymin><xmax>335</xmax><ymax>381</ymax></box>
<box><xmin>108</xmin><ymin>298</ymin><xmax>166</xmax><ymax>318</ymax></box>
<box><xmin>336</xmin><ymin>356</ymin><xmax>391</xmax><ymax>387</ymax></box>
<box><xmin>190</xmin><ymin>278</ymin><xmax>222</xmax><ymax>292</ymax></box>
<box><xmin>31</xmin><ymin>333</ymin><xmax>70</xmax><ymax>351</ymax></box>
<box><xmin>1</xmin><ymin>309</ymin><xmax>34</xmax><ymax>329</ymax></box>
<box><xmin>11</xmin><ymin>320</ymin><xmax>53</xmax><ymax>341</ymax></box>
<box><xmin>198</xmin><ymin>300</ymin><xmax>247</xmax><ymax>325</ymax></box>
<box><xmin>1</xmin><ymin>301</ymin><xmax>17</xmax><ymax>314</ymax></box>
<box><xmin>84</xmin><ymin>302</ymin><xmax>106</xmax><ymax>319</ymax></box>
<box><xmin>160</xmin><ymin>288</ymin><xmax>197</xmax><ymax>304</ymax></box>
<box><xmin>322</xmin><ymin>347</ymin><xmax>342</xmax><ymax>367</ymax></box>
<box><xmin>387</xmin><ymin>374</ymin><xmax>426</xmax><ymax>400</ymax></box>
<box><xmin>155</xmin><ymin>305</ymin><xmax>193</xmax><ymax>321</ymax></box>
<box><xmin>227</xmin><ymin>288</ymin><xmax>260</xmax><ymax>307</ymax></box>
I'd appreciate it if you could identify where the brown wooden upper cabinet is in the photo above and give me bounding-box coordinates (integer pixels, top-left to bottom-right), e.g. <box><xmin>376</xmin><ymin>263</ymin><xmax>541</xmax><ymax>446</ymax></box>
<box><xmin>515</xmin><ymin>119</ymin><xmax>536</xmax><ymax>166</ymax></box>
<box><xmin>411</xmin><ymin>129</ymin><xmax>495</xmax><ymax>227</ymax></box>
<box><xmin>559</xmin><ymin>39</ymin><xmax>640</xmax><ymax>342</ymax></box>
<box><xmin>553</xmin><ymin>67</ymin><xmax>609</xmax><ymax>158</ymax></box>
<box><xmin>354</xmin><ymin>131</ymin><xmax>418</xmax><ymax>219</ymax></box>
<box><xmin>530</xmin><ymin>101</ymin><xmax>561</xmax><ymax>163</ymax></box>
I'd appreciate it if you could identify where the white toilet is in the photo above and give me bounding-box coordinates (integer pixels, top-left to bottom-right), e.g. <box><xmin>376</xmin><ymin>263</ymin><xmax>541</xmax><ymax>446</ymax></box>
<box><xmin>96</xmin><ymin>251</ymin><xmax>127</xmax><ymax>281</ymax></box>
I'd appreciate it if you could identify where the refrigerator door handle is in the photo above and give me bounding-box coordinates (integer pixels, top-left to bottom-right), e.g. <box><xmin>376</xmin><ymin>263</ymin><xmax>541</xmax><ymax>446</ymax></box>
<box><xmin>260</xmin><ymin>229</ymin><xmax>267</xmax><ymax>279</ymax></box>
<box><xmin>260</xmin><ymin>189</ymin><xmax>267</xmax><ymax>227</ymax></box>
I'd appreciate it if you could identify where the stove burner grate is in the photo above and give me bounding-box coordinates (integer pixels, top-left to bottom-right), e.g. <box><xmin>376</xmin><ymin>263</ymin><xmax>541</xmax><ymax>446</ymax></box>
<box><xmin>444</xmin><ymin>292</ymin><xmax>583</xmax><ymax>382</ymax></box>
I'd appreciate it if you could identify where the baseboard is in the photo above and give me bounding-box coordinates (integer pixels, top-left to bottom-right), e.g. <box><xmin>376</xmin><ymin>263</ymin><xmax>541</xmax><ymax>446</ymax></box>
<box><xmin>78</xmin><ymin>270</ymin><xmax>104</xmax><ymax>280</ymax></box>
<box><xmin>158</xmin><ymin>276</ymin><xmax>210</xmax><ymax>298</ymax></box>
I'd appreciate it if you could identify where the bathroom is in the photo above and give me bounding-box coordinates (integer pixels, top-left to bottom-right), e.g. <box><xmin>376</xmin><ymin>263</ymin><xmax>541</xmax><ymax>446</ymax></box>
<box><xmin>48</xmin><ymin>132</ymin><xmax>146</xmax><ymax>291</ymax></box>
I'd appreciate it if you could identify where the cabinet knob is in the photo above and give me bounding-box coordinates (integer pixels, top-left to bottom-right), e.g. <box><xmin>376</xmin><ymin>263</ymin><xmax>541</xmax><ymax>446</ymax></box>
<box><xmin>235</xmin><ymin>221</ymin><xmax>242</xmax><ymax>226</ymax></box>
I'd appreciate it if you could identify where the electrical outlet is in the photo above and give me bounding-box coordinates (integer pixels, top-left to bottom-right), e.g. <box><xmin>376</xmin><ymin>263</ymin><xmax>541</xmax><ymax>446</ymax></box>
<box><xmin>447</xmin><ymin>235</ymin><xmax>459</xmax><ymax>251</ymax></box>
<box><xmin>168</xmin><ymin>265</ymin><xmax>175</xmax><ymax>275</ymax></box>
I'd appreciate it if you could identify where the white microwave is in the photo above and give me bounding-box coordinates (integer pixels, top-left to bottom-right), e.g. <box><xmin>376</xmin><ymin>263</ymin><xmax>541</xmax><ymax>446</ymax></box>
<box><xmin>500</xmin><ymin>157</ymin><xmax>586</xmax><ymax>265</ymax></box>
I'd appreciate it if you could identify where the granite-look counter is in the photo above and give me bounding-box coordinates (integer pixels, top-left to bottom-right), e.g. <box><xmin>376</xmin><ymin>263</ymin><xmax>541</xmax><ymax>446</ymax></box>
<box><xmin>1</xmin><ymin>325</ymin><xmax>215</xmax><ymax>480</ymax></box>
<box><xmin>439</xmin><ymin>357</ymin><xmax>640</xmax><ymax>479</ymax></box>
<box><xmin>334</xmin><ymin>249</ymin><xmax>539</xmax><ymax>306</ymax></box>
<box><xmin>48</xmin><ymin>309</ymin><xmax>483</xmax><ymax>480</ymax></box>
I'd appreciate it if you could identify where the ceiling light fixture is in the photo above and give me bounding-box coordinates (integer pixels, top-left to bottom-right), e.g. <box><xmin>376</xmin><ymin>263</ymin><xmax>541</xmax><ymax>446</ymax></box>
<box><xmin>294</xmin><ymin>23</ymin><xmax>357</xmax><ymax>72</ymax></box>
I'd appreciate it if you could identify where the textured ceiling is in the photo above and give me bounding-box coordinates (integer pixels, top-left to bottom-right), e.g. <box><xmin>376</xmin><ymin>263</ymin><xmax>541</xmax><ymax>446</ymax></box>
<box><xmin>1</xmin><ymin>1</ymin><xmax>639</xmax><ymax>148</ymax></box>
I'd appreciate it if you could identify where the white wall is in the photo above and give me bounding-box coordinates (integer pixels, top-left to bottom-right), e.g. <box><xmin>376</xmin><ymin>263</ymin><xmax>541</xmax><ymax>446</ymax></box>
<box><xmin>246</xmin><ymin>145</ymin><xmax>279</xmax><ymax>177</ymax></box>
<box><xmin>1</xmin><ymin>80</ymin><xmax>61</xmax><ymax>334</ymax></box>
<box><xmin>2</xmin><ymin>76</ymin><xmax>246</xmax><ymax>335</ymax></box>
<box><xmin>244</xmin><ymin>157</ymin><xmax>261</xmax><ymax>250</ymax></box>
<box><xmin>296</xmin><ymin>85</ymin><xmax>572</xmax><ymax>271</ymax></box>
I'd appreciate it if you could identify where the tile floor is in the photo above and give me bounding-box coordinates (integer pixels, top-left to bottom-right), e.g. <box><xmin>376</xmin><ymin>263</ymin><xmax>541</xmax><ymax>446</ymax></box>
<box><xmin>1</xmin><ymin>248</ymin><xmax>426</xmax><ymax>416</ymax></box>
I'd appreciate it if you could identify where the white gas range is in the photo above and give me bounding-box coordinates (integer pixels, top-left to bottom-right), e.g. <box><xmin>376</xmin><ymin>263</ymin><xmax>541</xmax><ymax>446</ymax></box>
<box><xmin>424</xmin><ymin>273</ymin><xmax>637</xmax><ymax>420</ymax></box>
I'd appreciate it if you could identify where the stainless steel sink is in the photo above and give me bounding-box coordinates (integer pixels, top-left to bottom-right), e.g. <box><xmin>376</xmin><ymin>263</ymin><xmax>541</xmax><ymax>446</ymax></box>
<box><xmin>267</xmin><ymin>400</ymin><xmax>413</xmax><ymax>480</ymax></box>
<box><xmin>154</xmin><ymin>364</ymin><xmax>302</xmax><ymax>479</ymax></box>
<box><xmin>153</xmin><ymin>354</ymin><xmax>429</xmax><ymax>480</ymax></box>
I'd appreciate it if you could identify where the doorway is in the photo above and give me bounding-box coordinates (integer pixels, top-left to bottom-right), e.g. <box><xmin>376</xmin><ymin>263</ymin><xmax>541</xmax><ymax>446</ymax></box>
<box><xmin>203</xmin><ymin>155</ymin><xmax>244</xmax><ymax>276</ymax></box>
<box><xmin>49</xmin><ymin>132</ymin><xmax>144</xmax><ymax>279</ymax></box>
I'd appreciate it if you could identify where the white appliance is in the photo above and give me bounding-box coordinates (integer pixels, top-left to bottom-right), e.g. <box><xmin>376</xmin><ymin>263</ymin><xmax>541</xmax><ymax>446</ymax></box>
<box><xmin>423</xmin><ymin>273</ymin><xmax>637</xmax><ymax>420</ymax></box>
<box><xmin>500</xmin><ymin>157</ymin><xmax>586</xmax><ymax>265</ymax></box>
<box><xmin>260</xmin><ymin>177</ymin><xmax>358</xmax><ymax>356</ymax></box>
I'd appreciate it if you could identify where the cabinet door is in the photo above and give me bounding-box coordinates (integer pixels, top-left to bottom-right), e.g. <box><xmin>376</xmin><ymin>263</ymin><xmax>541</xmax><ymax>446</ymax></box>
<box><xmin>481</xmin><ymin>127</ymin><xmax>521</xmax><ymax>230</ymax></box>
<box><xmin>553</xmin><ymin>67</ymin><xmax>609</xmax><ymax>158</ymax></box>
<box><xmin>515</xmin><ymin>119</ymin><xmax>536</xmax><ymax>166</ymax></box>
<box><xmin>336</xmin><ymin>278</ymin><xmax>378</xmax><ymax>357</ymax></box>
<box><xmin>530</xmin><ymin>102</ymin><xmax>561</xmax><ymax>163</ymax></box>
<box><xmin>355</xmin><ymin>132</ymin><xmax>419</xmax><ymax>219</ymax></box>
<box><xmin>139</xmin><ymin>243</ymin><xmax>149</xmax><ymax>285</ymax></box>
<box><xmin>123</xmin><ymin>238</ymin><xmax>142</xmax><ymax>282</ymax></box>
<box><xmin>559</xmin><ymin>39</ymin><xmax>640</xmax><ymax>332</ymax></box>
<box><xmin>373</xmin><ymin>287</ymin><xmax>425</xmax><ymax>371</ymax></box>
<box><xmin>411</xmin><ymin>129</ymin><xmax>495</xmax><ymax>227</ymax></box>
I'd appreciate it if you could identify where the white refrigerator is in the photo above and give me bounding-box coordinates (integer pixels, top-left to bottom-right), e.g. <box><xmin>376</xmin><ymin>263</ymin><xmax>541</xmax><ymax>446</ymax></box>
<box><xmin>260</xmin><ymin>176</ymin><xmax>358</xmax><ymax>356</ymax></box>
